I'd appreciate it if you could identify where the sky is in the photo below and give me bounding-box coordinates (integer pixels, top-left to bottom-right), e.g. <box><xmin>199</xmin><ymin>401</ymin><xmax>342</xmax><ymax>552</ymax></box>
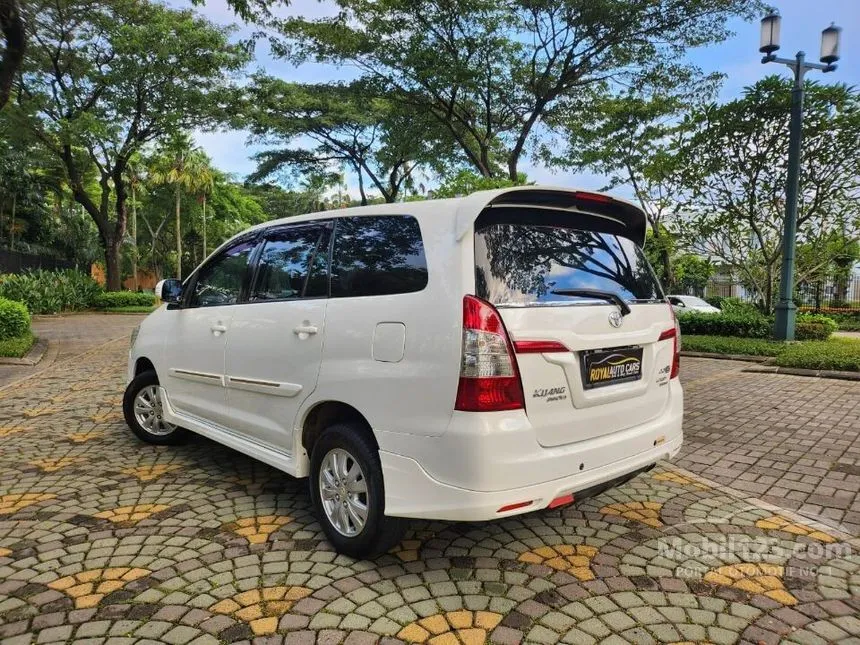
<box><xmin>175</xmin><ymin>0</ymin><xmax>860</xmax><ymax>198</ymax></box>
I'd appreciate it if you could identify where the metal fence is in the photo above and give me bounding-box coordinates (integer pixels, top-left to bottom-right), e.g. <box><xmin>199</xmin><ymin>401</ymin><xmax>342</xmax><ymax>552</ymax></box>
<box><xmin>703</xmin><ymin>274</ymin><xmax>860</xmax><ymax>310</ymax></box>
<box><xmin>0</xmin><ymin>249</ymin><xmax>77</xmax><ymax>274</ymax></box>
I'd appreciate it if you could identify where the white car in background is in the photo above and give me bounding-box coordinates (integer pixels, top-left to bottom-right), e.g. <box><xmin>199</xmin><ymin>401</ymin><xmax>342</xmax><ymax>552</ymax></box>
<box><xmin>125</xmin><ymin>186</ymin><xmax>684</xmax><ymax>558</ymax></box>
<box><xmin>667</xmin><ymin>295</ymin><xmax>721</xmax><ymax>315</ymax></box>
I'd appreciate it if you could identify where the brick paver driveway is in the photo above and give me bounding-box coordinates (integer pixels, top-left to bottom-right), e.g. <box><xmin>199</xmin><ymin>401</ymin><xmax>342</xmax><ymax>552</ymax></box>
<box><xmin>0</xmin><ymin>324</ymin><xmax>857</xmax><ymax>645</ymax></box>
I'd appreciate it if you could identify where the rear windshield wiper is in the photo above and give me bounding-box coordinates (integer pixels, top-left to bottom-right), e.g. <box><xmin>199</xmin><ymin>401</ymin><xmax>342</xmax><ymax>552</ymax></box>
<box><xmin>550</xmin><ymin>288</ymin><xmax>631</xmax><ymax>316</ymax></box>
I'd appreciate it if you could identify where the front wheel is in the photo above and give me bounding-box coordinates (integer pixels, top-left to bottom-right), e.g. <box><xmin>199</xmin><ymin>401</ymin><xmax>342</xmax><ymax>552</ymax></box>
<box><xmin>123</xmin><ymin>370</ymin><xmax>186</xmax><ymax>445</ymax></box>
<box><xmin>310</xmin><ymin>423</ymin><xmax>406</xmax><ymax>559</ymax></box>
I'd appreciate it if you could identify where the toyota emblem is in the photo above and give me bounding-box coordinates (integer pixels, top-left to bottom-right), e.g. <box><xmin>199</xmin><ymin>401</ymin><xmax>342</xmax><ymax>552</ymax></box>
<box><xmin>608</xmin><ymin>311</ymin><xmax>623</xmax><ymax>328</ymax></box>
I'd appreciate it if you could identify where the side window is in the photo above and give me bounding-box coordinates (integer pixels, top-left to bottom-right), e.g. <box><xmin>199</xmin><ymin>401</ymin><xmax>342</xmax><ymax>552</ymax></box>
<box><xmin>331</xmin><ymin>215</ymin><xmax>428</xmax><ymax>298</ymax></box>
<box><xmin>189</xmin><ymin>239</ymin><xmax>257</xmax><ymax>307</ymax></box>
<box><xmin>251</xmin><ymin>225</ymin><xmax>328</xmax><ymax>301</ymax></box>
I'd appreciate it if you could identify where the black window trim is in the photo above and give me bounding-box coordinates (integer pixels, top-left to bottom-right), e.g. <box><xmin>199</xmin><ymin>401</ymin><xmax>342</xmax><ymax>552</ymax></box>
<box><xmin>180</xmin><ymin>231</ymin><xmax>262</xmax><ymax>309</ymax></box>
<box><xmin>244</xmin><ymin>220</ymin><xmax>334</xmax><ymax>305</ymax></box>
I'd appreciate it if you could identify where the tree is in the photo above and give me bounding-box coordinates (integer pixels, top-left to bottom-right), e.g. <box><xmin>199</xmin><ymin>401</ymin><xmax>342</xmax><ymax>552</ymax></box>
<box><xmin>148</xmin><ymin>136</ymin><xmax>217</xmax><ymax>279</ymax></box>
<box><xmin>432</xmin><ymin>169</ymin><xmax>529</xmax><ymax>199</ymax></box>
<box><xmin>544</xmin><ymin>84</ymin><xmax>718</xmax><ymax>289</ymax></box>
<box><xmin>11</xmin><ymin>0</ymin><xmax>247</xmax><ymax>289</ymax></box>
<box><xmin>245</xmin><ymin>78</ymin><xmax>445</xmax><ymax>204</ymax></box>
<box><xmin>677</xmin><ymin>77</ymin><xmax>860</xmax><ymax>312</ymax></box>
<box><xmin>0</xmin><ymin>0</ymin><xmax>23</xmax><ymax>110</ymax></box>
<box><xmin>276</xmin><ymin>0</ymin><xmax>762</xmax><ymax>180</ymax></box>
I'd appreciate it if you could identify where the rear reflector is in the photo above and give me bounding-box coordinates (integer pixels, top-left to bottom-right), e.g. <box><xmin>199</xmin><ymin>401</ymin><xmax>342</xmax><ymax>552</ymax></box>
<box><xmin>514</xmin><ymin>340</ymin><xmax>569</xmax><ymax>354</ymax></box>
<box><xmin>497</xmin><ymin>500</ymin><xmax>532</xmax><ymax>513</ymax></box>
<box><xmin>548</xmin><ymin>493</ymin><xmax>575</xmax><ymax>509</ymax></box>
<box><xmin>658</xmin><ymin>328</ymin><xmax>676</xmax><ymax>341</ymax></box>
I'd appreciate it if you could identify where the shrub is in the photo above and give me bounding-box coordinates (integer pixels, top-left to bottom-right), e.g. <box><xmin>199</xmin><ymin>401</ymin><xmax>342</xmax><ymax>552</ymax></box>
<box><xmin>91</xmin><ymin>291</ymin><xmax>156</xmax><ymax>309</ymax></box>
<box><xmin>794</xmin><ymin>313</ymin><xmax>837</xmax><ymax>340</ymax></box>
<box><xmin>678</xmin><ymin>310</ymin><xmax>772</xmax><ymax>338</ymax></box>
<box><xmin>0</xmin><ymin>269</ymin><xmax>102</xmax><ymax>314</ymax></box>
<box><xmin>0</xmin><ymin>331</ymin><xmax>35</xmax><ymax>358</ymax></box>
<box><xmin>704</xmin><ymin>296</ymin><xmax>725</xmax><ymax>309</ymax></box>
<box><xmin>0</xmin><ymin>297</ymin><xmax>31</xmax><ymax>340</ymax></box>
<box><xmin>718</xmin><ymin>297</ymin><xmax>761</xmax><ymax>315</ymax></box>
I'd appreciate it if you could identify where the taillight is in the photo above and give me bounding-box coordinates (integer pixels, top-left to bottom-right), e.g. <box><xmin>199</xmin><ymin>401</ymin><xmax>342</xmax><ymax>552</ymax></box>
<box><xmin>455</xmin><ymin>295</ymin><xmax>525</xmax><ymax>412</ymax></box>
<box><xmin>659</xmin><ymin>305</ymin><xmax>681</xmax><ymax>379</ymax></box>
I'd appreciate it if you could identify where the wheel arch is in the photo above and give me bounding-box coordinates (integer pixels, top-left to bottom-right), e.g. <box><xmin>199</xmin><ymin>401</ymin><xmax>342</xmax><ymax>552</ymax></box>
<box><xmin>300</xmin><ymin>400</ymin><xmax>378</xmax><ymax>465</ymax></box>
<box><xmin>134</xmin><ymin>356</ymin><xmax>156</xmax><ymax>377</ymax></box>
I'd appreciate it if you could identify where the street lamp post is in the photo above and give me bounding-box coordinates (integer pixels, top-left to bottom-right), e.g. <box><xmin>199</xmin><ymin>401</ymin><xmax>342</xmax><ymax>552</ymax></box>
<box><xmin>759</xmin><ymin>13</ymin><xmax>841</xmax><ymax>340</ymax></box>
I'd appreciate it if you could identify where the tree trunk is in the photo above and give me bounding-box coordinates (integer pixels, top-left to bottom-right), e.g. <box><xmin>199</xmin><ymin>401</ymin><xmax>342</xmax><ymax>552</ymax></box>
<box><xmin>0</xmin><ymin>0</ymin><xmax>25</xmax><ymax>110</ymax></box>
<box><xmin>175</xmin><ymin>184</ymin><xmax>182</xmax><ymax>280</ymax></box>
<box><xmin>104</xmin><ymin>234</ymin><xmax>122</xmax><ymax>291</ymax></box>
<box><xmin>131</xmin><ymin>183</ymin><xmax>138</xmax><ymax>291</ymax></box>
<box><xmin>9</xmin><ymin>191</ymin><xmax>15</xmax><ymax>247</ymax></box>
<box><xmin>202</xmin><ymin>193</ymin><xmax>207</xmax><ymax>258</ymax></box>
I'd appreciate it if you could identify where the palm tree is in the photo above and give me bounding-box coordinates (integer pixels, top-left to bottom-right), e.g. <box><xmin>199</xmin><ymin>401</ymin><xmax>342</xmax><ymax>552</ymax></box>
<box><xmin>148</xmin><ymin>135</ymin><xmax>214</xmax><ymax>279</ymax></box>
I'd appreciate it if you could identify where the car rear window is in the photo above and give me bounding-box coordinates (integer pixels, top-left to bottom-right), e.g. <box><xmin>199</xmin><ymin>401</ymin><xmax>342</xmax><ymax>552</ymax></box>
<box><xmin>474</xmin><ymin>215</ymin><xmax>663</xmax><ymax>306</ymax></box>
<box><xmin>331</xmin><ymin>215</ymin><xmax>428</xmax><ymax>298</ymax></box>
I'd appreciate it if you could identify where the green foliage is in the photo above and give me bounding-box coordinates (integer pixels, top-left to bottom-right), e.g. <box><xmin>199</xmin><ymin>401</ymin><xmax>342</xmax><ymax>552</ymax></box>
<box><xmin>674</xmin><ymin>255</ymin><xmax>713</xmax><ymax>295</ymax></box>
<box><xmin>276</xmin><ymin>0</ymin><xmax>760</xmax><ymax>179</ymax></box>
<box><xmin>92</xmin><ymin>291</ymin><xmax>156</xmax><ymax>309</ymax></box>
<box><xmin>775</xmin><ymin>338</ymin><xmax>860</xmax><ymax>372</ymax></box>
<box><xmin>12</xmin><ymin>0</ymin><xmax>249</xmax><ymax>289</ymax></box>
<box><xmin>678</xmin><ymin>78</ymin><xmax>860</xmax><ymax>312</ymax></box>
<box><xmin>0</xmin><ymin>331</ymin><xmax>36</xmax><ymax>358</ymax></box>
<box><xmin>678</xmin><ymin>311</ymin><xmax>771</xmax><ymax>338</ymax></box>
<box><xmin>0</xmin><ymin>297</ymin><xmax>30</xmax><ymax>340</ymax></box>
<box><xmin>244</xmin><ymin>78</ymin><xmax>449</xmax><ymax>204</ymax></box>
<box><xmin>704</xmin><ymin>296</ymin><xmax>725</xmax><ymax>309</ymax></box>
<box><xmin>684</xmin><ymin>334</ymin><xmax>860</xmax><ymax>371</ymax></box>
<box><xmin>432</xmin><ymin>170</ymin><xmax>529</xmax><ymax>199</ymax></box>
<box><xmin>681</xmin><ymin>335</ymin><xmax>785</xmax><ymax>356</ymax></box>
<box><xmin>793</xmin><ymin>314</ymin><xmax>837</xmax><ymax>341</ymax></box>
<box><xmin>0</xmin><ymin>269</ymin><xmax>102</xmax><ymax>314</ymax></box>
<box><xmin>719</xmin><ymin>297</ymin><xmax>761</xmax><ymax>315</ymax></box>
<box><xmin>679</xmin><ymin>307</ymin><xmax>835</xmax><ymax>340</ymax></box>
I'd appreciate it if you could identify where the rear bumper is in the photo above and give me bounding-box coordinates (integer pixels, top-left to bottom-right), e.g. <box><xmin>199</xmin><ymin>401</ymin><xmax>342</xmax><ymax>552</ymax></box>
<box><xmin>379</xmin><ymin>380</ymin><xmax>683</xmax><ymax>521</ymax></box>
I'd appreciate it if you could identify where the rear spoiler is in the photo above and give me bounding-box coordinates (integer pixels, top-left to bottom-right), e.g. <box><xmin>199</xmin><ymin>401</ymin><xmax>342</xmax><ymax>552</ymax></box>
<box><xmin>454</xmin><ymin>187</ymin><xmax>647</xmax><ymax>247</ymax></box>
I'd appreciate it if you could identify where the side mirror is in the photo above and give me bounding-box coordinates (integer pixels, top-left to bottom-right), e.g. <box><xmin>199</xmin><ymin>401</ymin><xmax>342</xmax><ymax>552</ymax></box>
<box><xmin>156</xmin><ymin>279</ymin><xmax>183</xmax><ymax>305</ymax></box>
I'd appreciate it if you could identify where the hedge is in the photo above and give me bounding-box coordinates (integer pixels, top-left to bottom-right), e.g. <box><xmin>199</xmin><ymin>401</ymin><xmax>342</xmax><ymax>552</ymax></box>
<box><xmin>678</xmin><ymin>310</ymin><xmax>836</xmax><ymax>340</ymax></box>
<box><xmin>91</xmin><ymin>291</ymin><xmax>156</xmax><ymax>309</ymax></box>
<box><xmin>0</xmin><ymin>297</ymin><xmax>31</xmax><ymax>340</ymax></box>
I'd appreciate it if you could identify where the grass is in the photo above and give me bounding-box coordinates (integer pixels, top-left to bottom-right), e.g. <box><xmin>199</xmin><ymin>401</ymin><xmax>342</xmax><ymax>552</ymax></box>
<box><xmin>0</xmin><ymin>331</ymin><xmax>36</xmax><ymax>358</ymax></box>
<box><xmin>98</xmin><ymin>305</ymin><xmax>157</xmax><ymax>313</ymax></box>
<box><xmin>775</xmin><ymin>338</ymin><xmax>860</xmax><ymax>372</ymax></box>
<box><xmin>683</xmin><ymin>334</ymin><xmax>860</xmax><ymax>372</ymax></box>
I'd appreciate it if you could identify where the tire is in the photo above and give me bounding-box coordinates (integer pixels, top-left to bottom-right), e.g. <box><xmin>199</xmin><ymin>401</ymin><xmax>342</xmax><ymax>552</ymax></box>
<box><xmin>123</xmin><ymin>370</ymin><xmax>187</xmax><ymax>445</ymax></box>
<box><xmin>310</xmin><ymin>423</ymin><xmax>407</xmax><ymax>559</ymax></box>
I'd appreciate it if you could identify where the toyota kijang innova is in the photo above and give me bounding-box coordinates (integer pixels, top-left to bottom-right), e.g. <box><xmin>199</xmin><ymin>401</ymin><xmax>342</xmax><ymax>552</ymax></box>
<box><xmin>124</xmin><ymin>187</ymin><xmax>683</xmax><ymax>557</ymax></box>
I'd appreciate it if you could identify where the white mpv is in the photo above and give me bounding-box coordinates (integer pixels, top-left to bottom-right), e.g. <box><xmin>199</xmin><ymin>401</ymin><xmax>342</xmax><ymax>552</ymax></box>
<box><xmin>125</xmin><ymin>187</ymin><xmax>683</xmax><ymax>558</ymax></box>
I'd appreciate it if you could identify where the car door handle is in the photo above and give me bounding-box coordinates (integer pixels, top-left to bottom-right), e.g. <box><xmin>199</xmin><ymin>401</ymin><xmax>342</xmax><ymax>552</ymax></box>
<box><xmin>293</xmin><ymin>324</ymin><xmax>318</xmax><ymax>336</ymax></box>
<box><xmin>211</xmin><ymin>324</ymin><xmax>228</xmax><ymax>335</ymax></box>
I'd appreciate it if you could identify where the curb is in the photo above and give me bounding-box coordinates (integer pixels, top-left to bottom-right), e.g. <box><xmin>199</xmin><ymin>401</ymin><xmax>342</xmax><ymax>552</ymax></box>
<box><xmin>0</xmin><ymin>338</ymin><xmax>49</xmax><ymax>366</ymax></box>
<box><xmin>742</xmin><ymin>364</ymin><xmax>860</xmax><ymax>380</ymax></box>
<box><xmin>680</xmin><ymin>351</ymin><xmax>771</xmax><ymax>363</ymax></box>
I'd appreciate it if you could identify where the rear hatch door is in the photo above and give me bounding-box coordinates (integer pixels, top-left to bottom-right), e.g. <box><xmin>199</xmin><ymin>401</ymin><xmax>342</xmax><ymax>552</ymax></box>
<box><xmin>473</xmin><ymin>196</ymin><xmax>676</xmax><ymax>448</ymax></box>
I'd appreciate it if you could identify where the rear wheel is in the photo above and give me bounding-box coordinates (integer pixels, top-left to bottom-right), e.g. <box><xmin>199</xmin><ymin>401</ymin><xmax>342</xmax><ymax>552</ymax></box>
<box><xmin>310</xmin><ymin>423</ymin><xmax>406</xmax><ymax>558</ymax></box>
<box><xmin>123</xmin><ymin>370</ymin><xmax>186</xmax><ymax>445</ymax></box>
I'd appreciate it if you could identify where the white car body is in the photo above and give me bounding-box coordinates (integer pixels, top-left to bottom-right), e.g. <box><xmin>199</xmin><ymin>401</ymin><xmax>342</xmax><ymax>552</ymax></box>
<box><xmin>668</xmin><ymin>295</ymin><xmax>721</xmax><ymax>315</ymax></box>
<box><xmin>129</xmin><ymin>186</ymin><xmax>683</xmax><ymax>525</ymax></box>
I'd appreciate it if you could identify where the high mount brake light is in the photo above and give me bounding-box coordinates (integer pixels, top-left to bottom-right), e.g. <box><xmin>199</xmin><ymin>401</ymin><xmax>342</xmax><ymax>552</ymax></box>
<box><xmin>455</xmin><ymin>295</ymin><xmax>526</xmax><ymax>412</ymax></box>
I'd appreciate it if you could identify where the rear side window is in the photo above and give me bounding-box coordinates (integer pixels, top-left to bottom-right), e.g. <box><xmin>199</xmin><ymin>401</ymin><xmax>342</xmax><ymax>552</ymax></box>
<box><xmin>475</xmin><ymin>215</ymin><xmax>663</xmax><ymax>306</ymax></box>
<box><xmin>252</xmin><ymin>225</ymin><xmax>329</xmax><ymax>301</ymax></box>
<box><xmin>331</xmin><ymin>215</ymin><xmax>428</xmax><ymax>298</ymax></box>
